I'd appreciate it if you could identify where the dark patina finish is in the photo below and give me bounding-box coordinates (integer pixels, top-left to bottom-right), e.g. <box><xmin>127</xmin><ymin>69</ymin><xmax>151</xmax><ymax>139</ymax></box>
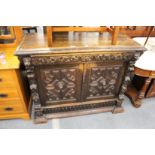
<box><xmin>16</xmin><ymin>32</ymin><xmax>146</xmax><ymax>123</ymax></box>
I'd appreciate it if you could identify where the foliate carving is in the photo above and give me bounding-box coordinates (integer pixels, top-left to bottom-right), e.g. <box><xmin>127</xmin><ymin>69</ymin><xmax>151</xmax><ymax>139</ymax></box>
<box><xmin>21</xmin><ymin>56</ymin><xmax>42</xmax><ymax>112</ymax></box>
<box><xmin>40</xmin><ymin>68</ymin><xmax>78</xmax><ymax>104</ymax></box>
<box><xmin>128</xmin><ymin>51</ymin><xmax>142</xmax><ymax>71</ymax></box>
<box><xmin>119</xmin><ymin>71</ymin><xmax>131</xmax><ymax>101</ymax></box>
<box><xmin>43</xmin><ymin>101</ymin><xmax>117</xmax><ymax>114</ymax></box>
<box><xmin>23</xmin><ymin>57</ymin><xmax>31</xmax><ymax>66</ymax></box>
<box><xmin>20</xmin><ymin>50</ymin><xmax>143</xmax><ymax>123</ymax></box>
<box><xmin>27</xmin><ymin>74</ymin><xmax>41</xmax><ymax>108</ymax></box>
<box><xmin>31</xmin><ymin>53</ymin><xmax>134</xmax><ymax>65</ymax></box>
<box><xmin>134</xmin><ymin>51</ymin><xmax>142</xmax><ymax>60</ymax></box>
<box><xmin>30</xmin><ymin>84</ymin><xmax>37</xmax><ymax>90</ymax></box>
<box><xmin>87</xmin><ymin>66</ymin><xmax>122</xmax><ymax>98</ymax></box>
<box><xmin>118</xmin><ymin>51</ymin><xmax>142</xmax><ymax>101</ymax></box>
<box><xmin>34</xmin><ymin>110</ymin><xmax>43</xmax><ymax>117</ymax></box>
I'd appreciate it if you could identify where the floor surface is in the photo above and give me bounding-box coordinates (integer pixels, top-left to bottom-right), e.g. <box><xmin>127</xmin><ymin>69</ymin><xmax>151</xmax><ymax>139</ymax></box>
<box><xmin>0</xmin><ymin>96</ymin><xmax>155</xmax><ymax>129</ymax></box>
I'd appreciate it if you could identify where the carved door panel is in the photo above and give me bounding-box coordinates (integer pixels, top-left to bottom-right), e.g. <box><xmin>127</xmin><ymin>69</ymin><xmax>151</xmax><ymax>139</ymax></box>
<box><xmin>82</xmin><ymin>62</ymin><xmax>126</xmax><ymax>101</ymax></box>
<box><xmin>36</xmin><ymin>64</ymin><xmax>83</xmax><ymax>106</ymax></box>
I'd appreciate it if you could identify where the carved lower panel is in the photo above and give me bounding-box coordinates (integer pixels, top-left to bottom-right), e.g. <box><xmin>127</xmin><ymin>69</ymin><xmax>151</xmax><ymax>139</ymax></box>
<box><xmin>42</xmin><ymin>101</ymin><xmax>117</xmax><ymax>114</ymax></box>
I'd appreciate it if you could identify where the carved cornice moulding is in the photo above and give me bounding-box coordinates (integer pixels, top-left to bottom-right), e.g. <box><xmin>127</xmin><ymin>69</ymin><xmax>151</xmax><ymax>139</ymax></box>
<box><xmin>22</xmin><ymin>53</ymin><xmax>140</xmax><ymax>66</ymax></box>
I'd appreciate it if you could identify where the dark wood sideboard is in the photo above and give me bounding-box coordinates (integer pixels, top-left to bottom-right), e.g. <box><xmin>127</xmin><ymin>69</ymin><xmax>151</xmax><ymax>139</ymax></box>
<box><xmin>15</xmin><ymin>32</ymin><xmax>145</xmax><ymax>123</ymax></box>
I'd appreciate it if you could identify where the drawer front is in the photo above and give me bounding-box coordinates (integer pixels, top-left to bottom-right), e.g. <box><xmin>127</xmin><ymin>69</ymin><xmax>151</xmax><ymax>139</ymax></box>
<box><xmin>0</xmin><ymin>99</ymin><xmax>23</xmax><ymax>107</ymax></box>
<box><xmin>0</xmin><ymin>70</ymin><xmax>16</xmax><ymax>87</ymax></box>
<box><xmin>0</xmin><ymin>105</ymin><xmax>24</xmax><ymax>115</ymax></box>
<box><xmin>0</xmin><ymin>87</ymin><xmax>19</xmax><ymax>101</ymax></box>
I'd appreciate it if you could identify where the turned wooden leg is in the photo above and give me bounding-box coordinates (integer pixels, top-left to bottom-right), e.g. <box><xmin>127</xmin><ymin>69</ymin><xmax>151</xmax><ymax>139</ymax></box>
<box><xmin>135</xmin><ymin>77</ymin><xmax>152</xmax><ymax>107</ymax></box>
<box><xmin>126</xmin><ymin>77</ymin><xmax>152</xmax><ymax>108</ymax></box>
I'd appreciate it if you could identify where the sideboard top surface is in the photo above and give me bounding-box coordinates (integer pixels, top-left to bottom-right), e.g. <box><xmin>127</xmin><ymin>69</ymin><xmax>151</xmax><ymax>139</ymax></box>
<box><xmin>16</xmin><ymin>31</ymin><xmax>146</xmax><ymax>55</ymax></box>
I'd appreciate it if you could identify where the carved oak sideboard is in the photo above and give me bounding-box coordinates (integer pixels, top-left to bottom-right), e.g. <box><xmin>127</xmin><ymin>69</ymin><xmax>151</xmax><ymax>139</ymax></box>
<box><xmin>15</xmin><ymin>32</ymin><xmax>145</xmax><ymax>123</ymax></box>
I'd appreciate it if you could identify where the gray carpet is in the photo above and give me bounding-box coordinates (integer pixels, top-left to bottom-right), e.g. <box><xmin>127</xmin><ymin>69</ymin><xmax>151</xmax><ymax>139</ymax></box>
<box><xmin>0</xmin><ymin>96</ymin><xmax>155</xmax><ymax>129</ymax></box>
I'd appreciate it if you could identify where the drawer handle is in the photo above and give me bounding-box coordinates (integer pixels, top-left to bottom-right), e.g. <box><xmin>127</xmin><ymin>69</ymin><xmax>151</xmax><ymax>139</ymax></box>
<box><xmin>0</xmin><ymin>94</ymin><xmax>8</xmax><ymax>98</ymax></box>
<box><xmin>0</xmin><ymin>78</ymin><xmax>2</xmax><ymax>82</ymax></box>
<box><xmin>4</xmin><ymin>107</ymin><xmax>13</xmax><ymax>111</ymax></box>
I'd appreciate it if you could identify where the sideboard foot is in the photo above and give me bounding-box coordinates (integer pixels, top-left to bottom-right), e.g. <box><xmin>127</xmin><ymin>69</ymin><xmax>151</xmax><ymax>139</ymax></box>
<box><xmin>34</xmin><ymin>110</ymin><xmax>48</xmax><ymax>124</ymax></box>
<box><xmin>112</xmin><ymin>106</ymin><xmax>124</xmax><ymax>114</ymax></box>
<box><xmin>34</xmin><ymin>117</ymin><xmax>48</xmax><ymax>124</ymax></box>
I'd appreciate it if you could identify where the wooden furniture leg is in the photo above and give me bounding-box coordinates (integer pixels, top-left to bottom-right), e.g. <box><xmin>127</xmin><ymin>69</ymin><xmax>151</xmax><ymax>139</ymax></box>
<box><xmin>112</xmin><ymin>26</ymin><xmax>120</xmax><ymax>45</ymax></box>
<box><xmin>135</xmin><ymin>77</ymin><xmax>152</xmax><ymax>106</ymax></box>
<box><xmin>46</xmin><ymin>26</ymin><xmax>53</xmax><ymax>47</ymax></box>
<box><xmin>126</xmin><ymin>77</ymin><xmax>152</xmax><ymax>107</ymax></box>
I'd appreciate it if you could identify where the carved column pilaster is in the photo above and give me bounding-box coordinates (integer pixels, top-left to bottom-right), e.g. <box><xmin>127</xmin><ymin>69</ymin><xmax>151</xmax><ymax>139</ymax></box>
<box><xmin>118</xmin><ymin>51</ymin><xmax>142</xmax><ymax>103</ymax></box>
<box><xmin>22</xmin><ymin>56</ymin><xmax>47</xmax><ymax>123</ymax></box>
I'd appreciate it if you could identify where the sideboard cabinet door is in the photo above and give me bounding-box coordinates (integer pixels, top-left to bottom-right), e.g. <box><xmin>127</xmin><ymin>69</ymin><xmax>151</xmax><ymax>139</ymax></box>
<box><xmin>35</xmin><ymin>64</ymin><xmax>83</xmax><ymax>106</ymax></box>
<box><xmin>82</xmin><ymin>62</ymin><xmax>126</xmax><ymax>101</ymax></box>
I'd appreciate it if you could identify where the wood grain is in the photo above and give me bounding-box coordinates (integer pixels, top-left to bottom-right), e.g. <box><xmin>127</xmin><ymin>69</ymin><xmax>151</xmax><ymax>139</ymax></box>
<box><xmin>0</xmin><ymin>26</ymin><xmax>23</xmax><ymax>48</ymax></box>
<box><xmin>0</xmin><ymin>47</ymin><xmax>30</xmax><ymax>120</ymax></box>
<box><xmin>15</xmin><ymin>29</ymin><xmax>145</xmax><ymax>123</ymax></box>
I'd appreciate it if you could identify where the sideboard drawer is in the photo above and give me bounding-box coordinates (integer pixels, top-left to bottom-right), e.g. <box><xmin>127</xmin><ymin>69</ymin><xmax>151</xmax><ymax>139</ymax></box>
<box><xmin>0</xmin><ymin>99</ymin><xmax>22</xmax><ymax>107</ymax></box>
<box><xmin>0</xmin><ymin>87</ymin><xmax>19</xmax><ymax>101</ymax></box>
<box><xmin>0</xmin><ymin>105</ymin><xmax>24</xmax><ymax>115</ymax></box>
<box><xmin>0</xmin><ymin>70</ymin><xmax>16</xmax><ymax>87</ymax></box>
